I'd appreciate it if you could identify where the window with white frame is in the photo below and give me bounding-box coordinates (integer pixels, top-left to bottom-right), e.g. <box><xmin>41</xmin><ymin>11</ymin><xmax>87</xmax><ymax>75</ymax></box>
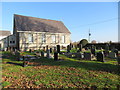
<box><xmin>51</xmin><ymin>35</ymin><xmax>56</xmax><ymax>43</ymax></box>
<box><xmin>42</xmin><ymin>34</ymin><xmax>46</xmax><ymax>43</ymax></box>
<box><xmin>62</xmin><ymin>35</ymin><xmax>65</xmax><ymax>43</ymax></box>
<box><xmin>28</xmin><ymin>34</ymin><xmax>33</xmax><ymax>43</ymax></box>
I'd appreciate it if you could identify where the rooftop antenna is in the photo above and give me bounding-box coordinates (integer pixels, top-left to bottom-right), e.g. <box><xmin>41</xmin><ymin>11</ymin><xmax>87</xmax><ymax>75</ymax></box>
<box><xmin>88</xmin><ymin>28</ymin><xmax>91</xmax><ymax>43</ymax></box>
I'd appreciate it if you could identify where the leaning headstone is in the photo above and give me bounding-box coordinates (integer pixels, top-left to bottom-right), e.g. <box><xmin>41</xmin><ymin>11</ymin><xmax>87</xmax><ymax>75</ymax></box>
<box><xmin>84</xmin><ymin>52</ymin><xmax>92</xmax><ymax>60</ymax></box>
<box><xmin>41</xmin><ymin>51</ymin><xmax>44</xmax><ymax>57</ymax></box>
<box><xmin>54</xmin><ymin>52</ymin><xmax>58</xmax><ymax>61</ymax></box>
<box><xmin>96</xmin><ymin>52</ymin><xmax>104</xmax><ymax>62</ymax></box>
<box><xmin>57</xmin><ymin>45</ymin><xmax>60</xmax><ymax>53</ymax></box>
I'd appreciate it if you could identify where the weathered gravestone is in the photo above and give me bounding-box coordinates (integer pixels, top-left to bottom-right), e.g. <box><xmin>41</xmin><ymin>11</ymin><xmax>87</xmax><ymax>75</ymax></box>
<box><xmin>29</xmin><ymin>49</ymin><xmax>32</xmax><ymax>53</ymax></box>
<box><xmin>54</xmin><ymin>52</ymin><xmax>58</xmax><ymax>61</ymax></box>
<box><xmin>46</xmin><ymin>50</ymin><xmax>50</xmax><ymax>58</ymax></box>
<box><xmin>91</xmin><ymin>45</ymin><xmax>96</xmax><ymax>56</ymax></box>
<box><xmin>41</xmin><ymin>51</ymin><xmax>44</xmax><ymax>57</ymax></box>
<box><xmin>108</xmin><ymin>52</ymin><xmax>117</xmax><ymax>59</ymax></box>
<box><xmin>46</xmin><ymin>45</ymin><xmax>48</xmax><ymax>51</ymax></box>
<box><xmin>67</xmin><ymin>45</ymin><xmax>70</xmax><ymax>53</ymax></box>
<box><xmin>117</xmin><ymin>56</ymin><xmax>120</xmax><ymax>65</ymax></box>
<box><xmin>54</xmin><ymin>47</ymin><xmax>57</xmax><ymax>52</ymax></box>
<box><xmin>75</xmin><ymin>52</ymin><xmax>82</xmax><ymax>59</ymax></box>
<box><xmin>84</xmin><ymin>52</ymin><xmax>92</xmax><ymax>60</ymax></box>
<box><xmin>15</xmin><ymin>50</ymin><xmax>20</xmax><ymax>61</ymax></box>
<box><xmin>23</xmin><ymin>56</ymin><xmax>29</xmax><ymax>67</ymax></box>
<box><xmin>79</xmin><ymin>44</ymin><xmax>82</xmax><ymax>51</ymax></box>
<box><xmin>96</xmin><ymin>52</ymin><xmax>104</xmax><ymax>62</ymax></box>
<box><xmin>50</xmin><ymin>48</ymin><xmax>52</xmax><ymax>53</ymax></box>
<box><xmin>57</xmin><ymin>45</ymin><xmax>60</xmax><ymax>53</ymax></box>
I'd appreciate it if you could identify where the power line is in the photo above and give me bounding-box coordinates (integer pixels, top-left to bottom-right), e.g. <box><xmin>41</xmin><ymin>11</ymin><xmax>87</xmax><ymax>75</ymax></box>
<box><xmin>70</xmin><ymin>17</ymin><xmax>118</xmax><ymax>29</ymax></box>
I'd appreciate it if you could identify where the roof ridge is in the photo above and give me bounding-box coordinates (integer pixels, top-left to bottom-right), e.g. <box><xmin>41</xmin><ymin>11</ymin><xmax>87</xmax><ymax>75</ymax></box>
<box><xmin>14</xmin><ymin>14</ymin><xmax>61</xmax><ymax>22</ymax></box>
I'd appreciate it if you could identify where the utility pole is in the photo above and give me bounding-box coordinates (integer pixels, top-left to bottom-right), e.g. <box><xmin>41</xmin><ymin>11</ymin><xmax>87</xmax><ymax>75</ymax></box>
<box><xmin>88</xmin><ymin>28</ymin><xmax>91</xmax><ymax>43</ymax></box>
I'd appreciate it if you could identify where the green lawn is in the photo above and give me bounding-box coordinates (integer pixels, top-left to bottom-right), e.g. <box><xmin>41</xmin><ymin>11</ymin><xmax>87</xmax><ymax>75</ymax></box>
<box><xmin>1</xmin><ymin>51</ymin><xmax>120</xmax><ymax>88</ymax></box>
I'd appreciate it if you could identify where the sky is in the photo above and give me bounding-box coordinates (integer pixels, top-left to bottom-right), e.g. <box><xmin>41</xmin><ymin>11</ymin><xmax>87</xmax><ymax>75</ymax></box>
<box><xmin>1</xmin><ymin>2</ymin><xmax>118</xmax><ymax>42</ymax></box>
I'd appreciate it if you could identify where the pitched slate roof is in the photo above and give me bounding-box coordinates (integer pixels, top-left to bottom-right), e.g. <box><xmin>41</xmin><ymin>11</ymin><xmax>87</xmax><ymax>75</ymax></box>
<box><xmin>14</xmin><ymin>14</ymin><xmax>71</xmax><ymax>34</ymax></box>
<box><xmin>0</xmin><ymin>30</ymin><xmax>11</xmax><ymax>36</ymax></box>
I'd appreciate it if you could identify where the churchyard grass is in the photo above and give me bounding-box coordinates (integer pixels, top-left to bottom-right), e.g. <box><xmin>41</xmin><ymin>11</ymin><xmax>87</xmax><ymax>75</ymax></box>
<box><xmin>1</xmin><ymin>51</ymin><xmax>120</xmax><ymax>88</ymax></box>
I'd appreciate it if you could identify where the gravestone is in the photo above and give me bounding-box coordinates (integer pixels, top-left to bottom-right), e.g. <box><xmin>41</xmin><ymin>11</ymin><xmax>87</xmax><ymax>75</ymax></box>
<box><xmin>79</xmin><ymin>44</ymin><xmax>82</xmax><ymax>51</ymax></box>
<box><xmin>75</xmin><ymin>52</ymin><xmax>82</xmax><ymax>59</ymax></box>
<box><xmin>50</xmin><ymin>48</ymin><xmax>52</xmax><ymax>53</ymax></box>
<box><xmin>54</xmin><ymin>52</ymin><xmax>58</xmax><ymax>61</ymax></box>
<box><xmin>23</xmin><ymin>56</ymin><xmax>29</xmax><ymax>67</ymax></box>
<box><xmin>108</xmin><ymin>52</ymin><xmax>117</xmax><ymax>59</ymax></box>
<box><xmin>54</xmin><ymin>47</ymin><xmax>57</xmax><ymax>52</ymax></box>
<box><xmin>15</xmin><ymin>50</ymin><xmax>20</xmax><ymax>61</ymax></box>
<box><xmin>91</xmin><ymin>48</ymin><xmax>96</xmax><ymax>56</ymax></box>
<box><xmin>84</xmin><ymin>52</ymin><xmax>91</xmax><ymax>60</ymax></box>
<box><xmin>43</xmin><ymin>47</ymin><xmax>45</xmax><ymax>52</ymax></box>
<box><xmin>57</xmin><ymin>45</ymin><xmax>60</xmax><ymax>53</ymax></box>
<box><xmin>114</xmin><ymin>49</ymin><xmax>119</xmax><ymax>57</ymax></box>
<box><xmin>29</xmin><ymin>49</ymin><xmax>32</xmax><ymax>53</ymax></box>
<box><xmin>46</xmin><ymin>45</ymin><xmax>48</xmax><ymax>51</ymax></box>
<box><xmin>96</xmin><ymin>52</ymin><xmax>104</xmax><ymax>62</ymax></box>
<box><xmin>117</xmin><ymin>56</ymin><xmax>120</xmax><ymax>65</ymax></box>
<box><xmin>105</xmin><ymin>44</ymin><xmax>109</xmax><ymax>51</ymax></box>
<box><xmin>41</xmin><ymin>51</ymin><xmax>44</xmax><ymax>57</ymax></box>
<box><xmin>46</xmin><ymin>50</ymin><xmax>50</xmax><ymax>58</ymax></box>
<box><xmin>67</xmin><ymin>45</ymin><xmax>70</xmax><ymax>53</ymax></box>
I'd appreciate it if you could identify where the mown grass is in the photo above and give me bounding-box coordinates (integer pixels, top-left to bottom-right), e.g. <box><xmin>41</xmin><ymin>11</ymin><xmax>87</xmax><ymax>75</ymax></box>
<box><xmin>1</xmin><ymin>51</ymin><xmax>120</xmax><ymax>88</ymax></box>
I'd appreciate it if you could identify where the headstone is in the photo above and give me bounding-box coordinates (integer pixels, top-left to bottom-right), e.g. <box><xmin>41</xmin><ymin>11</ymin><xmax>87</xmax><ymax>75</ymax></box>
<box><xmin>54</xmin><ymin>47</ymin><xmax>57</xmax><ymax>52</ymax></box>
<box><xmin>57</xmin><ymin>45</ymin><xmax>60</xmax><ymax>53</ymax></box>
<box><xmin>41</xmin><ymin>51</ymin><xmax>44</xmax><ymax>57</ymax></box>
<box><xmin>79</xmin><ymin>44</ymin><xmax>82</xmax><ymax>51</ymax></box>
<box><xmin>117</xmin><ymin>56</ymin><xmax>120</xmax><ymax>65</ymax></box>
<box><xmin>108</xmin><ymin>52</ymin><xmax>117</xmax><ymax>59</ymax></box>
<box><xmin>75</xmin><ymin>52</ymin><xmax>82</xmax><ymax>59</ymax></box>
<box><xmin>15</xmin><ymin>50</ymin><xmax>20</xmax><ymax>61</ymax></box>
<box><xmin>96</xmin><ymin>52</ymin><xmax>104</xmax><ymax>62</ymax></box>
<box><xmin>105</xmin><ymin>44</ymin><xmax>109</xmax><ymax>51</ymax></box>
<box><xmin>46</xmin><ymin>50</ymin><xmax>50</xmax><ymax>58</ymax></box>
<box><xmin>29</xmin><ymin>49</ymin><xmax>32</xmax><ymax>53</ymax></box>
<box><xmin>54</xmin><ymin>52</ymin><xmax>58</xmax><ymax>61</ymax></box>
<box><xmin>46</xmin><ymin>45</ymin><xmax>48</xmax><ymax>51</ymax></box>
<box><xmin>84</xmin><ymin>52</ymin><xmax>91</xmax><ymax>60</ymax></box>
<box><xmin>67</xmin><ymin>45</ymin><xmax>70</xmax><ymax>53</ymax></box>
<box><xmin>50</xmin><ymin>48</ymin><xmax>52</xmax><ymax>53</ymax></box>
<box><xmin>43</xmin><ymin>47</ymin><xmax>45</xmax><ymax>52</ymax></box>
<box><xmin>114</xmin><ymin>49</ymin><xmax>119</xmax><ymax>57</ymax></box>
<box><xmin>91</xmin><ymin>48</ymin><xmax>96</xmax><ymax>56</ymax></box>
